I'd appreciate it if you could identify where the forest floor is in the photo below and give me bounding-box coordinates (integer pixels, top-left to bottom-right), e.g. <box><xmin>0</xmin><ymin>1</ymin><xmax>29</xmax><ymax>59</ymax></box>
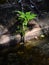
<box><xmin>0</xmin><ymin>12</ymin><xmax>49</xmax><ymax>65</ymax></box>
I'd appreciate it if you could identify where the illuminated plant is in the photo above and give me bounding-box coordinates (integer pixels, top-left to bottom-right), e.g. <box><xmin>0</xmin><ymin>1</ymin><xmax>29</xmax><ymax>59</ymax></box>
<box><xmin>15</xmin><ymin>11</ymin><xmax>37</xmax><ymax>42</ymax></box>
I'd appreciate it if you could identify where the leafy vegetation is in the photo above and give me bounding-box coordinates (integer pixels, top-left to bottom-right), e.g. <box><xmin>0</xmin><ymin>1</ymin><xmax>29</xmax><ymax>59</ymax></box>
<box><xmin>16</xmin><ymin>11</ymin><xmax>37</xmax><ymax>37</ymax></box>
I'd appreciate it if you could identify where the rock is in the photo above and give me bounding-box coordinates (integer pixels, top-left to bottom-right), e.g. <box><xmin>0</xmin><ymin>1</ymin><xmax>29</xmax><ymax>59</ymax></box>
<box><xmin>14</xmin><ymin>34</ymin><xmax>21</xmax><ymax>43</ymax></box>
<box><xmin>28</xmin><ymin>20</ymin><xmax>40</xmax><ymax>30</ymax></box>
<box><xmin>0</xmin><ymin>25</ymin><xmax>9</xmax><ymax>35</ymax></box>
<box><xmin>24</xmin><ymin>27</ymin><xmax>42</xmax><ymax>42</ymax></box>
<box><xmin>34</xmin><ymin>36</ymin><xmax>38</xmax><ymax>40</ymax></box>
<box><xmin>0</xmin><ymin>34</ymin><xmax>10</xmax><ymax>45</ymax></box>
<box><xmin>0</xmin><ymin>34</ymin><xmax>21</xmax><ymax>45</ymax></box>
<box><xmin>0</xmin><ymin>24</ymin><xmax>21</xmax><ymax>45</ymax></box>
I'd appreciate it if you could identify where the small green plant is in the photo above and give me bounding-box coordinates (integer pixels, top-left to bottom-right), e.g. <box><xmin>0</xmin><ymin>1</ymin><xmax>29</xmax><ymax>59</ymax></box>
<box><xmin>17</xmin><ymin>11</ymin><xmax>36</xmax><ymax>32</ymax></box>
<box><xmin>15</xmin><ymin>11</ymin><xmax>37</xmax><ymax>42</ymax></box>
